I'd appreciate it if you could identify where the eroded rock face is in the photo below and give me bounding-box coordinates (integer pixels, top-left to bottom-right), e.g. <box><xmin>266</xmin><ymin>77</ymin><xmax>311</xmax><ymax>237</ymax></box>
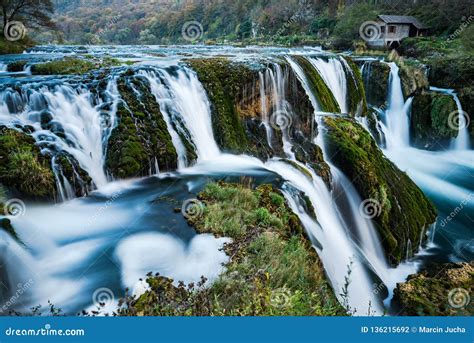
<box><xmin>323</xmin><ymin>117</ymin><xmax>437</xmax><ymax>266</ymax></box>
<box><xmin>393</xmin><ymin>261</ymin><xmax>474</xmax><ymax>316</ymax></box>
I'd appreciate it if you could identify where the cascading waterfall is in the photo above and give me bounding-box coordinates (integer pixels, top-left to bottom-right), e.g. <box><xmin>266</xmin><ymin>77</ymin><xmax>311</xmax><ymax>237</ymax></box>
<box><xmin>285</xmin><ymin>56</ymin><xmax>387</xmax><ymax>314</ymax></box>
<box><xmin>384</xmin><ymin>62</ymin><xmax>411</xmax><ymax>149</ymax></box>
<box><xmin>139</xmin><ymin>69</ymin><xmax>190</xmax><ymax>169</ymax></box>
<box><xmin>155</xmin><ymin>66</ymin><xmax>220</xmax><ymax>162</ymax></box>
<box><xmin>308</xmin><ymin>56</ymin><xmax>348</xmax><ymax>113</ymax></box>
<box><xmin>430</xmin><ymin>86</ymin><xmax>470</xmax><ymax>151</ymax></box>
<box><xmin>0</xmin><ymin>79</ymin><xmax>120</xmax><ymax>190</ymax></box>
<box><xmin>2</xmin><ymin>48</ymin><xmax>470</xmax><ymax>316</ymax></box>
<box><xmin>259</xmin><ymin>63</ymin><xmax>295</xmax><ymax>158</ymax></box>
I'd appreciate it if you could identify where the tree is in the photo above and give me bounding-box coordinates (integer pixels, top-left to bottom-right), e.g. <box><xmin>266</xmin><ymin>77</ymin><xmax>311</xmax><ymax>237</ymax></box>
<box><xmin>0</xmin><ymin>0</ymin><xmax>56</xmax><ymax>30</ymax></box>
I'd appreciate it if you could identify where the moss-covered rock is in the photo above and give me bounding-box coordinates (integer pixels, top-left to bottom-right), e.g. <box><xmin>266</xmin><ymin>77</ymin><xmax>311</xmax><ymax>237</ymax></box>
<box><xmin>397</xmin><ymin>60</ymin><xmax>429</xmax><ymax>99</ymax></box>
<box><xmin>106</xmin><ymin>72</ymin><xmax>179</xmax><ymax>179</ymax></box>
<box><xmin>186</xmin><ymin>58</ymin><xmax>257</xmax><ymax>155</ymax></box>
<box><xmin>6</xmin><ymin>60</ymin><xmax>27</xmax><ymax>72</ymax></box>
<box><xmin>120</xmin><ymin>182</ymin><xmax>345</xmax><ymax>316</ymax></box>
<box><xmin>342</xmin><ymin>56</ymin><xmax>368</xmax><ymax>116</ymax></box>
<box><xmin>393</xmin><ymin>261</ymin><xmax>473</xmax><ymax>316</ymax></box>
<box><xmin>31</xmin><ymin>56</ymin><xmax>120</xmax><ymax>75</ymax></box>
<box><xmin>188</xmin><ymin>57</ymin><xmax>331</xmax><ymax>181</ymax></box>
<box><xmin>361</xmin><ymin>61</ymin><xmax>390</xmax><ymax>107</ymax></box>
<box><xmin>323</xmin><ymin>117</ymin><xmax>437</xmax><ymax>265</ymax></box>
<box><xmin>0</xmin><ymin>37</ymin><xmax>34</xmax><ymax>55</ymax></box>
<box><xmin>458</xmin><ymin>87</ymin><xmax>474</xmax><ymax>139</ymax></box>
<box><xmin>0</xmin><ymin>128</ymin><xmax>56</xmax><ymax>199</ymax></box>
<box><xmin>292</xmin><ymin>56</ymin><xmax>340</xmax><ymax>113</ymax></box>
<box><xmin>410</xmin><ymin>91</ymin><xmax>458</xmax><ymax>149</ymax></box>
<box><xmin>56</xmin><ymin>153</ymin><xmax>93</xmax><ymax>196</ymax></box>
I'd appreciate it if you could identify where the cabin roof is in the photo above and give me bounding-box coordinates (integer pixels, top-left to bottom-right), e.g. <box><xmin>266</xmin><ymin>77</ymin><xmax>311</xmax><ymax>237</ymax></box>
<box><xmin>377</xmin><ymin>15</ymin><xmax>426</xmax><ymax>29</ymax></box>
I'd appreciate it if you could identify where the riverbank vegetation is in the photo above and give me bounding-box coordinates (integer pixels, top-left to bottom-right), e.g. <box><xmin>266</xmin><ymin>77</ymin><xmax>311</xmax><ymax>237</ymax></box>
<box><xmin>119</xmin><ymin>182</ymin><xmax>345</xmax><ymax>316</ymax></box>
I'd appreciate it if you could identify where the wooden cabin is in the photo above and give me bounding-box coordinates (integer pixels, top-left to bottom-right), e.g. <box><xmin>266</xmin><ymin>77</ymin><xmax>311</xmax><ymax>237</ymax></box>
<box><xmin>370</xmin><ymin>15</ymin><xmax>427</xmax><ymax>48</ymax></box>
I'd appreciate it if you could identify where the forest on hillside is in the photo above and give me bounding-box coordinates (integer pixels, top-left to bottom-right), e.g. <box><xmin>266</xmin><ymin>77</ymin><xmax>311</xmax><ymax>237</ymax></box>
<box><xmin>37</xmin><ymin>0</ymin><xmax>472</xmax><ymax>46</ymax></box>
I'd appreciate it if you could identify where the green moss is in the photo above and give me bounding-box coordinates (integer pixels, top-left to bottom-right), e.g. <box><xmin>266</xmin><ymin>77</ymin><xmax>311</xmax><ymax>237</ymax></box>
<box><xmin>398</xmin><ymin>61</ymin><xmax>429</xmax><ymax>99</ymax></box>
<box><xmin>121</xmin><ymin>182</ymin><xmax>345</xmax><ymax>316</ymax></box>
<box><xmin>323</xmin><ymin>117</ymin><xmax>437</xmax><ymax>265</ymax></box>
<box><xmin>0</xmin><ymin>128</ymin><xmax>56</xmax><ymax>199</ymax></box>
<box><xmin>410</xmin><ymin>91</ymin><xmax>458</xmax><ymax>148</ymax></box>
<box><xmin>0</xmin><ymin>37</ymin><xmax>34</xmax><ymax>55</ymax></box>
<box><xmin>7</xmin><ymin>60</ymin><xmax>27</xmax><ymax>72</ymax></box>
<box><xmin>31</xmin><ymin>56</ymin><xmax>121</xmax><ymax>75</ymax></box>
<box><xmin>393</xmin><ymin>262</ymin><xmax>473</xmax><ymax>316</ymax></box>
<box><xmin>106</xmin><ymin>74</ymin><xmax>178</xmax><ymax>178</ymax></box>
<box><xmin>342</xmin><ymin>56</ymin><xmax>368</xmax><ymax>116</ymax></box>
<box><xmin>186</xmin><ymin>58</ymin><xmax>252</xmax><ymax>153</ymax></box>
<box><xmin>292</xmin><ymin>56</ymin><xmax>340</xmax><ymax>113</ymax></box>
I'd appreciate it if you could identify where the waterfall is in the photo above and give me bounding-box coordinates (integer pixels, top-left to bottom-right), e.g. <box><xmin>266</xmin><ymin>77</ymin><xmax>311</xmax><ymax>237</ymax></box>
<box><xmin>308</xmin><ymin>56</ymin><xmax>348</xmax><ymax>113</ymax></box>
<box><xmin>258</xmin><ymin>70</ymin><xmax>273</xmax><ymax>148</ymax></box>
<box><xmin>384</xmin><ymin>63</ymin><xmax>411</xmax><ymax>149</ymax></box>
<box><xmin>260</xmin><ymin>63</ymin><xmax>295</xmax><ymax>158</ymax></box>
<box><xmin>284</xmin><ymin>56</ymin><xmax>386</xmax><ymax>314</ymax></box>
<box><xmin>139</xmin><ymin>69</ymin><xmax>190</xmax><ymax>169</ymax></box>
<box><xmin>430</xmin><ymin>86</ymin><xmax>470</xmax><ymax>151</ymax></box>
<box><xmin>155</xmin><ymin>66</ymin><xmax>220</xmax><ymax>162</ymax></box>
<box><xmin>0</xmin><ymin>79</ymin><xmax>120</xmax><ymax>188</ymax></box>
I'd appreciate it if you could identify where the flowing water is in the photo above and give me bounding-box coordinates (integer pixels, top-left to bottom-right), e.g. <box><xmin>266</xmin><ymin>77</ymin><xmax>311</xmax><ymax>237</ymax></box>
<box><xmin>0</xmin><ymin>46</ymin><xmax>471</xmax><ymax>316</ymax></box>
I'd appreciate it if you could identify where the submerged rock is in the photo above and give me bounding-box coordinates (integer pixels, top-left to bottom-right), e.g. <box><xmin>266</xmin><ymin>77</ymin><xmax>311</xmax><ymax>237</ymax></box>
<box><xmin>323</xmin><ymin>117</ymin><xmax>437</xmax><ymax>266</ymax></box>
<box><xmin>393</xmin><ymin>261</ymin><xmax>473</xmax><ymax>316</ymax></box>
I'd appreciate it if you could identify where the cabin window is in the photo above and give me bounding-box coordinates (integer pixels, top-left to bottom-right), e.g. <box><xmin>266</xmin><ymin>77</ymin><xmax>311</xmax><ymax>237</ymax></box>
<box><xmin>388</xmin><ymin>25</ymin><xmax>396</xmax><ymax>34</ymax></box>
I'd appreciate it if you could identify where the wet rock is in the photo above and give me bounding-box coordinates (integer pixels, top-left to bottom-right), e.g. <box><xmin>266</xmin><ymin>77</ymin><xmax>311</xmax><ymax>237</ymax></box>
<box><xmin>393</xmin><ymin>261</ymin><xmax>474</xmax><ymax>316</ymax></box>
<box><xmin>410</xmin><ymin>91</ymin><xmax>458</xmax><ymax>149</ymax></box>
<box><xmin>324</xmin><ymin>117</ymin><xmax>437</xmax><ymax>266</ymax></box>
